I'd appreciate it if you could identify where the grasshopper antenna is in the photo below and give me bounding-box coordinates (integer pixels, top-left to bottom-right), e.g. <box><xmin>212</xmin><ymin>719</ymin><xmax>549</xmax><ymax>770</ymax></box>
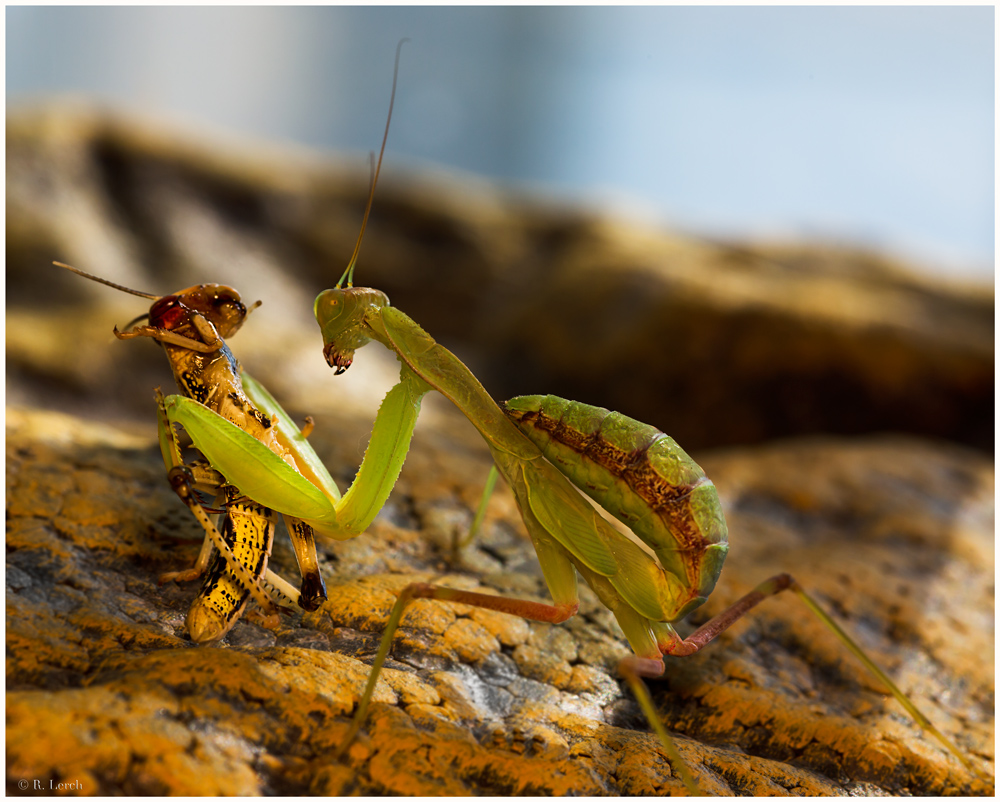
<box><xmin>335</xmin><ymin>37</ymin><xmax>408</xmax><ymax>290</ymax></box>
<box><xmin>53</xmin><ymin>261</ymin><xmax>161</xmax><ymax>301</ymax></box>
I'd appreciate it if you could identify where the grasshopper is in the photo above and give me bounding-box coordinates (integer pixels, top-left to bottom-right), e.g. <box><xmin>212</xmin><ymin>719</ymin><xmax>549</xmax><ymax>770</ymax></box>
<box><xmin>55</xmin><ymin>263</ymin><xmax>332</xmax><ymax>642</ymax></box>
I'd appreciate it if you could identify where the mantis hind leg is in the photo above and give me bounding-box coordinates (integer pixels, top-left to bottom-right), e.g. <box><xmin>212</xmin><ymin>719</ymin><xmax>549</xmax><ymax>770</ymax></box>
<box><xmin>334</xmin><ymin>517</ymin><xmax>584</xmax><ymax>759</ymax></box>
<box><xmin>618</xmin><ymin>657</ymin><xmax>703</xmax><ymax>795</ymax></box>
<box><xmin>646</xmin><ymin>573</ymin><xmax>981</xmax><ymax>779</ymax></box>
<box><xmin>334</xmin><ymin>577</ymin><xmax>706</xmax><ymax>793</ymax></box>
<box><xmin>333</xmin><ymin>580</ymin><xmax>579</xmax><ymax>761</ymax></box>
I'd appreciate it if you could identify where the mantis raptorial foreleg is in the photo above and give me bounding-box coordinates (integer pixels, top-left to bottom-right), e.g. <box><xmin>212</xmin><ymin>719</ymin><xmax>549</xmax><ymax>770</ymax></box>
<box><xmin>56</xmin><ymin>261</ymin><xmax>340</xmax><ymax>641</ymax></box>
<box><xmin>146</xmin><ymin>359</ymin><xmax>431</xmax><ymax>637</ymax></box>
<box><xmin>158</xmin><ymin>367</ymin><xmax>430</xmax><ymax>542</ymax></box>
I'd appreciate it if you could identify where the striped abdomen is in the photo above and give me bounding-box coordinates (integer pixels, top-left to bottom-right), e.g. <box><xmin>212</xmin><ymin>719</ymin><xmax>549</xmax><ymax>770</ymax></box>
<box><xmin>187</xmin><ymin>487</ymin><xmax>276</xmax><ymax>643</ymax></box>
<box><xmin>504</xmin><ymin>395</ymin><xmax>728</xmax><ymax>601</ymax></box>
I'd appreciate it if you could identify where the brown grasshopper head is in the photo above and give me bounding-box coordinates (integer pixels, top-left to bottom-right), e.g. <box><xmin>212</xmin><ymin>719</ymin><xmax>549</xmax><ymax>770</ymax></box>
<box><xmin>150</xmin><ymin>284</ymin><xmax>253</xmax><ymax>339</ymax></box>
<box><xmin>314</xmin><ymin>286</ymin><xmax>389</xmax><ymax>374</ymax></box>
<box><xmin>54</xmin><ymin>263</ymin><xmax>260</xmax><ymax>342</ymax></box>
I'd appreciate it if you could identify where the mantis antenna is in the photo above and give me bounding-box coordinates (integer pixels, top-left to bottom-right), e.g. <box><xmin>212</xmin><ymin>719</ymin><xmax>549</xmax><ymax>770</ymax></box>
<box><xmin>335</xmin><ymin>37</ymin><xmax>408</xmax><ymax>290</ymax></box>
<box><xmin>53</xmin><ymin>261</ymin><xmax>160</xmax><ymax>300</ymax></box>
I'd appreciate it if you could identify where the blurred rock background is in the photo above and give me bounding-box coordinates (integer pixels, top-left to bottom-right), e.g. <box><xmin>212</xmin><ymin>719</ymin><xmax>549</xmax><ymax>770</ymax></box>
<box><xmin>7</xmin><ymin>106</ymin><xmax>993</xmax><ymax>453</ymax></box>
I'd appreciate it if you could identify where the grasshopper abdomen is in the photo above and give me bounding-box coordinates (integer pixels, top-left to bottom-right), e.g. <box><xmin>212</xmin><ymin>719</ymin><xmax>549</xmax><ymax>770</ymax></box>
<box><xmin>187</xmin><ymin>487</ymin><xmax>278</xmax><ymax>643</ymax></box>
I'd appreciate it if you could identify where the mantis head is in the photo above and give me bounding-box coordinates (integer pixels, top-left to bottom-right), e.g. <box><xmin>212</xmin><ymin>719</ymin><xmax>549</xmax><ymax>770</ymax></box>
<box><xmin>314</xmin><ymin>287</ymin><xmax>389</xmax><ymax>374</ymax></box>
<box><xmin>315</xmin><ymin>40</ymin><xmax>405</xmax><ymax>376</ymax></box>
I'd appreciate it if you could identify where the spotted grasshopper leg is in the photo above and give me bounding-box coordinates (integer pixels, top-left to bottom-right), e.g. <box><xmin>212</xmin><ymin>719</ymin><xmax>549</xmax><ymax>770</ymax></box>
<box><xmin>56</xmin><ymin>262</ymin><xmax>330</xmax><ymax>641</ymax></box>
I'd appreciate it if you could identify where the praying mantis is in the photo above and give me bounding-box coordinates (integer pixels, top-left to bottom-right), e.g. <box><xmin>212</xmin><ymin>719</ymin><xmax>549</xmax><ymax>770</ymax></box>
<box><xmin>309</xmin><ymin>224</ymin><xmax>983</xmax><ymax>789</ymax></box>
<box><xmin>306</xmin><ymin>43</ymin><xmax>982</xmax><ymax>793</ymax></box>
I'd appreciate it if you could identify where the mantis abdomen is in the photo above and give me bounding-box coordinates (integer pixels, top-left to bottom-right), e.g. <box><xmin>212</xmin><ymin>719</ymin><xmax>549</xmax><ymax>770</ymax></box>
<box><xmin>504</xmin><ymin>395</ymin><xmax>729</xmax><ymax>612</ymax></box>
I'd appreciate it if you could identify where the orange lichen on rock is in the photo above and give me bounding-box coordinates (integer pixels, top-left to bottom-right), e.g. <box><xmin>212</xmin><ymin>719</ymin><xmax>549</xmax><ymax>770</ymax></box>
<box><xmin>6</xmin><ymin>406</ymin><xmax>993</xmax><ymax>794</ymax></box>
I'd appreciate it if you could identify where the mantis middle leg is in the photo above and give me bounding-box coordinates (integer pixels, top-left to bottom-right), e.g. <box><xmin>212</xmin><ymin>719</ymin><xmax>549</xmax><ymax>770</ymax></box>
<box><xmin>315</xmin><ymin>300</ymin><xmax>982</xmax><ymax>790</ymax></box>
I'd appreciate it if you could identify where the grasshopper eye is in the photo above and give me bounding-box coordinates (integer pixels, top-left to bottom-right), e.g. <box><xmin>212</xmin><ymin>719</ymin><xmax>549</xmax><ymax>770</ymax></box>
<box><xmin>193</xmin><ymin>285</ymin><xmax>249</xmax><ymax>337</ymax></box>
<box><xmin>207</xmin><ymin>287</ymin><xmax>244</xmax><ymax>312</ymax></box>
<box><xmin>213</xmin><ymin>295</ymin><xmax>246</xmax><ymax>317</ymax></box>
<box><xmin>212</xmin><ymin>287</ymin><xmax>243</xmax><ymax>305</ymax></box>
<box><xmin>149</xmin><ymin>295</ymin><xmax>185</xmax><ymax>329</ymax></box>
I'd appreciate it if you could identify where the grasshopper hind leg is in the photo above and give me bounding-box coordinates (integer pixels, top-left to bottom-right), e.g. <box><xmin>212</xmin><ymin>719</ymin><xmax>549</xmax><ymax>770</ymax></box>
<box><xmin>282</xmin><ymin>515</ymin><xmax>328</xmax><ymax>612</ymax></box>
<box><xmin>157</xmin><ymin>460</ymin><xmax>229</xmax><ymax>586</ymax></box>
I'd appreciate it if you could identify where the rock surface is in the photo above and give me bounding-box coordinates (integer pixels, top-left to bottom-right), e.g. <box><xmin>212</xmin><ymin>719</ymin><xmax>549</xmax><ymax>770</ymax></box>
<box><xmin>6</xmin><ymin>407</ymin><xmax>994</xmax><ymax>795</ymax></box>
<box><xmin>6</xmin><ymin>104</ymin><xmax>995</xmax><ymax>796</ymax></box>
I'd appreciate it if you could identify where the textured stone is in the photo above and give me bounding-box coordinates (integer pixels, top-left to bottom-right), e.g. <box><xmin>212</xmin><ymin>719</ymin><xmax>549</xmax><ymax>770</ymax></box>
<box><xmin>5</xmin><ymin>103</ymin><xmax>993</xmax><ymax>796</ymax></box>
<box><xmin>5</xmin><ymin>407</ymin><xmax>993</xmax><ymax>795</ymax></box>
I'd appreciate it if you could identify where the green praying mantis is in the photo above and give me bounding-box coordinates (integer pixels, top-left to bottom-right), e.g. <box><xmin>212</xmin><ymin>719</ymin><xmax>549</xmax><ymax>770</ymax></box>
<box><xmin>60</xmin><ymin>42</ymin><xmax>984</xmax><ymax>794</ymax></box>
<box><xmin>310</xmin><ymin>43</ymin><xmax>981</xmax><ymax>792</ymax></box>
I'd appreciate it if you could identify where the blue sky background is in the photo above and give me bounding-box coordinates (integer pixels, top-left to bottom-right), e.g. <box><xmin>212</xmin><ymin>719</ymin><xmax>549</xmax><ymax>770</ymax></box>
<box><xmin>7</xmin><ymin>6</ymin><xmax>994</xmax><ymax>279</ymax></box>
